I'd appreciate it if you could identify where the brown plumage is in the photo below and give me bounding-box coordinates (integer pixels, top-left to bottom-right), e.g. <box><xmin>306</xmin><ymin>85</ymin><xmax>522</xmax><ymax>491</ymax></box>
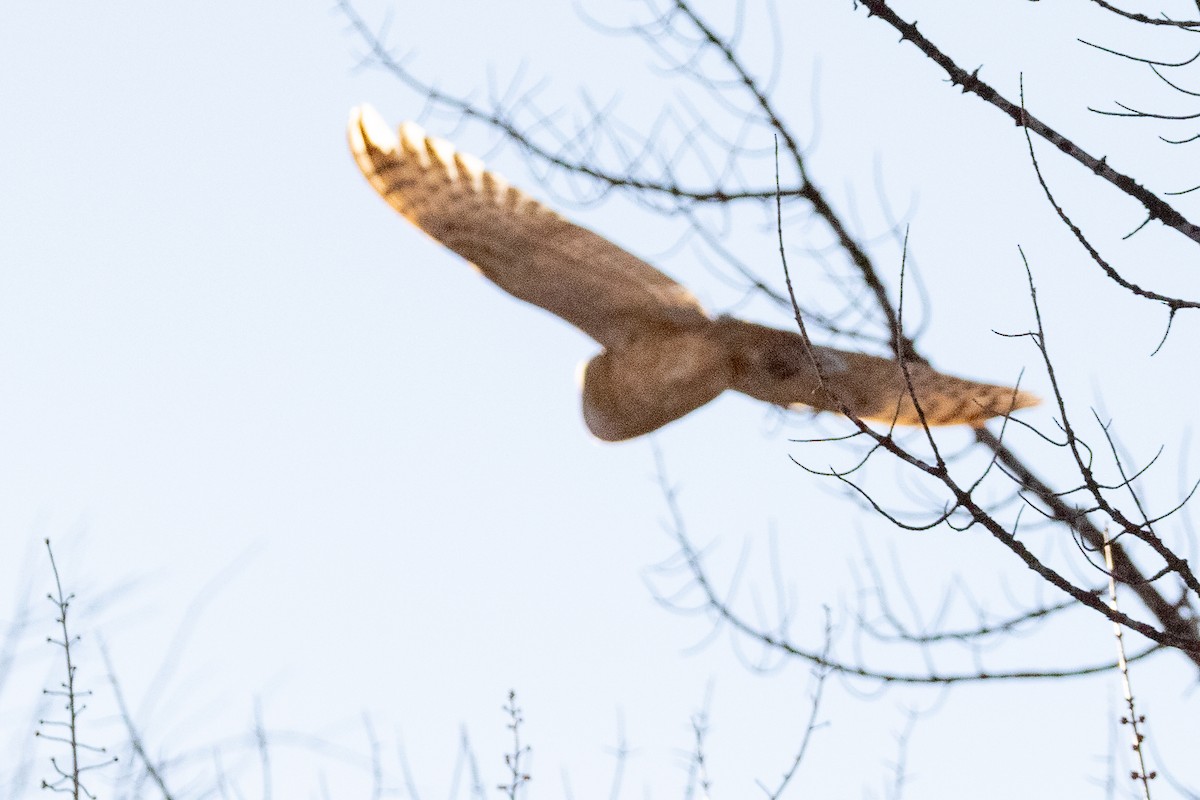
<box><xmin>348</xmin><ymin>105</ymin><xmax>1037</xmax><ymax>441</ymax></box>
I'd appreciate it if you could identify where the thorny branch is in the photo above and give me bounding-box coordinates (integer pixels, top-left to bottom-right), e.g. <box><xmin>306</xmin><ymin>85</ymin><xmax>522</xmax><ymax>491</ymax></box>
<box><xmin>854</xmin><ymin>0</ymin><xmax>1200</xmax><ymax>249</ymax></box>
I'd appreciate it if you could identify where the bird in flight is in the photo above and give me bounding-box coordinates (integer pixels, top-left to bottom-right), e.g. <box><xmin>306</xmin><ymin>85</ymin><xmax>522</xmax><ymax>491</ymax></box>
<box><xmin>348</xmin><ymin>105</ymin><xmax>1036</xmax><ymax>441</ymax></box>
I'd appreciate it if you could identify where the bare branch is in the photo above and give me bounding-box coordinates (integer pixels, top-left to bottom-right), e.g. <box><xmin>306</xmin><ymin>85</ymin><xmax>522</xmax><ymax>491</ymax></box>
<box><xmin>855</xmin><ymin>0</ymin><xmax>1200</xmax><ymax>247</ymax></box>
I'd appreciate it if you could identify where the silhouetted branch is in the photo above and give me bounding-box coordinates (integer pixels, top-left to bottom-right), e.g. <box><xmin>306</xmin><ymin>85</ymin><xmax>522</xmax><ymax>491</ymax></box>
<box><xmin>1018</xmin><ymin>78</ymin><xmax>1200</xmax><ymax>318</ymax></box>
<box><xmin>775</xmin><ymin>159</ymin><xmax>1199</xmax><ymax>655</ymax></box>
<box><xmin>1087</xmin><ymin>0</ymin><xmax>1200</xmax><ymax>28</ymax></box>
<box><xmin>854</xmin><ymin>0</ymin><xmax>1200</xmax><ymax>248</ymax></box>
<box><xmin>652</xmin><ymin>445</ymin><xmax>1165</xmax><ymax>682</ymax></box>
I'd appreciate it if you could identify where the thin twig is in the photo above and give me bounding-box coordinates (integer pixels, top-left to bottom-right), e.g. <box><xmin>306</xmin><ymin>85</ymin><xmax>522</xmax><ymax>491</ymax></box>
<box><xmin>1103</xmin><ymin>533</ymin><xmax>1157</xmax><ymax>798</ymax></box>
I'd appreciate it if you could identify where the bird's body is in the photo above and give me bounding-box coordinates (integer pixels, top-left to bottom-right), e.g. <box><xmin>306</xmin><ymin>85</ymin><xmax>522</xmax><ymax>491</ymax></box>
<box><xmin>348</xmin><ymin>105</ymin><xmax>1036</xmax><ymax>441</ymax></box>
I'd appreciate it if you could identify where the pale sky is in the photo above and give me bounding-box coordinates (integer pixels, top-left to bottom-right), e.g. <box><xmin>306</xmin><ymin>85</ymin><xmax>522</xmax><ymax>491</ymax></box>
<box><xmin>2</xmin><ymin>1</ymin><xmax>1198</xmax><ymax>798</ymax></box>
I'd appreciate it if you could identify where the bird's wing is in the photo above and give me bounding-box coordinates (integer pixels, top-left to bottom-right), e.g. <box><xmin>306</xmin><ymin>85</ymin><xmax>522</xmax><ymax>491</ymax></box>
<box><xmin>719</xmin><ymin>318</ymin><xmax>1039</xmax><ymax>427</ymax></box>
<box><xmin>348</xmin><ymin>105</ymin><xmax>709</xmax><ymax>348</ymax></box>
<box><xmin>811</xmin><ymin>347</ymin><xmax>1039</xmax><ymax>427</ymax></box>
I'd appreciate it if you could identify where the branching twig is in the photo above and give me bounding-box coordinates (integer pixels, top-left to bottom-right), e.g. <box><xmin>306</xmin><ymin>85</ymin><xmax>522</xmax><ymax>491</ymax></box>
<box><xmin>498</xmin><ymin>691</ymin><xmax>531</xmax><ymax>800</ymax></box>
<box><xmin>1086</xmin><ymin>0</ymin><xmax>1200</xmax><ymax>28</ymax></box>
<box><xmin>1103</xmin><ymin>534</ymin><xmax>1157</xmax><ymax>797</ymax></box>
<box><xmin>758</xmin><ymin>608</ymin><xmax>832</xmax><ymax>799</ymax></box>
<box><xmin>855</xmin><ymin>0</ymin><xmax>1200</xmax><ymax>246</ymax></box>
<box><xmin>37</xmin><ymin>540</ymin><xmax>116</xmax><ymax>799</ymax></box>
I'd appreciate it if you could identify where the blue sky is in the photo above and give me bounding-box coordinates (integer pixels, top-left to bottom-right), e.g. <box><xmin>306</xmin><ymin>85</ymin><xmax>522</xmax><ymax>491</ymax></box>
<box><xmin>2</xmin><ymin>1</ymin><xmax>1198</xmax><ymax>797</ymax></box>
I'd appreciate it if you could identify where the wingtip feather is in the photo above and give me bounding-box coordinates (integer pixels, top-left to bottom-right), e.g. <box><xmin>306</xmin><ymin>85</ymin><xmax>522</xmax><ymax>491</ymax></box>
<box><xmin>349</xmin><ymin>104</ymin><xmax>399</xmax><ymax>155</ymax></box>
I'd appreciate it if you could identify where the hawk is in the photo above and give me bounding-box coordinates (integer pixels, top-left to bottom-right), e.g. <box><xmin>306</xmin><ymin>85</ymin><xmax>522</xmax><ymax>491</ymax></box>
<box><xmin>348</xmin><ymin>105</ymin><xmax>1037</xmax><ymax>441</ymax></box>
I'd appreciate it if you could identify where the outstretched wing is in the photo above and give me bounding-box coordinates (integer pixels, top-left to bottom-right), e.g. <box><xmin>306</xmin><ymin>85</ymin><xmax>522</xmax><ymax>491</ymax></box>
<box><xmin>348</xmin><ymin>105</ymin><xmax>708</xmax><ymax>349</ymax></box>
<box><xmin>716</xmin><ymin>318</ymin><xmax>1039</xmax><ymax>428</ymax></box>
<box><xmin>808</xmin><ymin>345</ymin><xmax>1039</xmax><ymax>427</ymax></box>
